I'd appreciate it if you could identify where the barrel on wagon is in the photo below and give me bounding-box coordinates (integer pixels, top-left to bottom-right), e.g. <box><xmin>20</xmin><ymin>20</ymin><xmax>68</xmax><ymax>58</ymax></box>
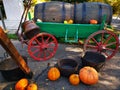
<box><xmin>74</xmin><ymin>2</ymin><xmax>112</xmax><ymax>24</ymax></box>
<box><xmin>34</xmin><ymin>1</ymin><xmax>74</xmax><ymax>22</ymax></box>
<box><xmin>34</xmin><ymin>1</ymin><xmax>112</xmax><ymax>24</ymax></box>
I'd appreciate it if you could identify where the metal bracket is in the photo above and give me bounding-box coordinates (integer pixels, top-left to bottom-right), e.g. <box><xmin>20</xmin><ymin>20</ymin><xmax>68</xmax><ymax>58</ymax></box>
<box><xmin>65</xmin><ymin>28</ymin><xmax>78</xmax><ymax>43</ymax></box>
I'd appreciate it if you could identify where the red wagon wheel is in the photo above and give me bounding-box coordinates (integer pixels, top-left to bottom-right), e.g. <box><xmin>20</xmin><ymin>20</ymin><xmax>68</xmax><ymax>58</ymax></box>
<box><xmin>28</xmin><ymin>33</ymin><xmax>58</xmax><ymax>61</ymax></box>
<box><xmin>84</xmin><ymin>30</ymin><xmax>119</xmax><ymax>60</ymax></box>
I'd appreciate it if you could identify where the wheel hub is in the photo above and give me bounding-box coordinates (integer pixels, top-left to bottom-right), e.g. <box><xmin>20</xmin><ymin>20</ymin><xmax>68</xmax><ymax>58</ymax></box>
<box><xmin>41</xmin><ymin>43</ymin><xmax>48</xmax><ymax>49</ymax></box>
<box><xmin>97</xmin><ymin>42</ymin><xmax>106</xmax><ymax>52</ymax></box>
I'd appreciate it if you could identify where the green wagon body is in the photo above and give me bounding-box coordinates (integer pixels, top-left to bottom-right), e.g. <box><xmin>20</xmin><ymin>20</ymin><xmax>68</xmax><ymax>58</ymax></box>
<box><xmin>36</xmin><ymin>22</ymin><xmax>103</xmax><ymax>38</ymax></box>
<box><xmin>36</xmin><ymin>21</ymin><xmax>105</xmax><ymax>42</ymax></box>
<box><xmin>28</xmin><ymin>11</ymin><xmax>106</xmax><ymax>42</ymax></box>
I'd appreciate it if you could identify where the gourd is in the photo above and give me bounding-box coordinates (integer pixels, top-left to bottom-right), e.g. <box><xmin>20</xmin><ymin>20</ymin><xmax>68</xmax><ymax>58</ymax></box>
<box><xmin>27</xmin><ymin>83</ymin><xmax>38</xmax><ymax>90</ymax></box>
<box><xmin>47</xmin><ymin>67</ymin><xmax>60</xmax><ymax>81</ymax></box>
<box><xmin>79</xmin><ymin>66</ymin><xmax>99</xmax><ymax>85</ymax></box>
<box><xmin>15</xmin><ymin>78</ymin><xmax>28</xmax><ymax>90</ymax></box>
<box><xmin>90</xmin><ymin>19</ymin><xmax>98</xmax><ymax>24</ymax></box>
<box><xmin>64</xmin><ymin>19</ymin><xmax>73</xmax><ymax>24</ymax></box>
<box><xmin>68</xmin><ymin>19</ymin><xmax>73</xmax><ymax>24</ymax></box>
<box><xmin>69</xmin><ymin>74</ymin><xmax>80</xmax><ymax>85</ymax></box>
<box><xmin>64</xmin><ymin>20</ymin><xmax>68</xmax><ymax>24</ymax></box>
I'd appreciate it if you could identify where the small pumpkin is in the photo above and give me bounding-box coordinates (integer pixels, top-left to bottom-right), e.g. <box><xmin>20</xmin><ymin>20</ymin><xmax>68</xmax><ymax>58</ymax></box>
<box><xmin>90</xmin><ymin>19</ymin><xmax>98</xmax><ymax>24</ymax></box>
<box><xmin>79</xmin><ymin>66</ymin><xmax>98</xmax><ymax>85</ymax></box>
<box><xmin>27</xmin><ymin>83</ymin><xmax>38</xmax><ymax>90</ymax></box>
<box><xmin>64</xmin><ymin>20</ymin><xmax>68</xmax><ymax>24</ymax></box>
<box><xmin>69</xmin><ymin>74</ymin><xmax>80</xmax><ymax>85</ymax></box>
<box><xmin>68</xmin><ymin>19</ymin><xmax>73</xmax><ymax>24</ymax></box>
<box><xmin>15</xmin><ymin>78</ymin><xmax>28</xmax><ymax>90</ymax></box>
<box><xmin>47</xmin><ymin>67</ymin><xmax>60</xmax><ymax>81</ymax></box>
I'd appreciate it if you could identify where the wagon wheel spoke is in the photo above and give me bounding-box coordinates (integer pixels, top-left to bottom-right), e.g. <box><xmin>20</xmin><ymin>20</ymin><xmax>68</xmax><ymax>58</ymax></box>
<box><xmin>41</xmin><ymin>34</ymin><xmax>44</xmax><ymax>43</ymax></box>
<box><xmin>102</xmin><ymin>52</ymin><xmax>109</xmax><ymax>58</ymax></box>
<box><xmin>47</xmin><ymin>44</ymin><xmax>55</xmax><ymax>50</ymax></box>
<box><xmin>91</xmin><ymin>37</ymin><xmax>99</xmax><ymax>45</ymax></box>
<box><xmin>36</xmin><ymin>49</ymin><xmax>42</xmax><ymax>59</ymax></box>
<box><xmin>44</xmin><ymin>49</ymin><xmax>53</xmax><ymax>59</ymax></box>
<box><xmin>48</xmin><ymin>45</ymin><xmax>56</xmax><ymax>49</ymax></box>
<box><xmin>30</xmin><ymin>42</ymin><xmax>40</xmax><ymax>48</ymax></box>
<box><xmin>85</xmin><ymin>44</ymin><xmax>98</xmax><ymax>52</ymax></box>
<box><xmin>28</xmin><ymin>33</ymin><xmax>58</xmax><ymax>61</ymax></box>
<box><xmin>29</xmin><ymin>41</ymin><xmax>40</xmax><ymax>54</ymax></box>
<box><xmin>84</xmin><ymin>30</ymin><xmax>119</xmax><ymax>60</ymax></box>
<box><xmin>34</xmin><ymin>50</ymin><xmax>40</xmax><ymax>58</ymax></box>
<box><xmin>34</xmin><ymin>38</ymin><xmax>41</xmax><ymax>45</ymax></box>
<box><xmin>105</xmin><ymin>47</ymin><xmax>116</xmax><ymax>52</ymax></box>
<box><xmin>43</xmin><ymin>50</ymin><xmax>47</xmax><ymax>60</ymax></box>
<box><xmin>46</xmin><ymin>49</ymin><xmax>53</xmax><ymax>55</ymax></box>
<box><xmin>29</xmin><ymin>42</ymin><xmax>42</xmax><ymax>58</ymax></box>
<box><xmin>49</xmin><ymin>40</ymin><xmax>55</xmax><ymax>44</ymax></box>
<box><xmin>48</xmin><ymin>41</ymin><xmax>56</xmax><ymax>47</ymax></box>
<box><xmin>86</xmin><ymin>44</ymin><xmax>98</xmax><ymax>49</ymax></box>
<box><xmin>85</xmin><ymin>37</ymin><xmax>99</xmax><ymax>51</ymax></box>
<box><xmin>106</xmin><ymin>41</ymin><xmax>117</xmax><ymax>47</ymax></box>
<box><xmin>45</xmin><ymin>36</ymin><xmax>51</xmax><ymax>43</ymax></box>
<box><xmin>32</xmin><ymin>49</ymin><xmax>40</xmax><ymax>55</ymax></box>
<box><xmin>30</xmin><ymin>44</ymin><xmax>39</xmax><ymax>48</ymax></box>
<box><xmin>104</xmin><ymin>35</ymin><xmax>113</xmax><ymax>44</ymax></box>
<box><xmin>101</xmin><ymin>32</ymin><xmax>104</xmax><ymax>44</ymax></box>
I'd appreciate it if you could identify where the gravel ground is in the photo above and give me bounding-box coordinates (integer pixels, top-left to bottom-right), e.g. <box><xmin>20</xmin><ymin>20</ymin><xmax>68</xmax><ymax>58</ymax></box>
<box><xmin>0</xmin><ymin>40</ymin><xmax>120</xmax><ymax>90</ymax></box>
<box><xmin>0</xmin><ymin>17</ymin><xmax>120</xmax><ymax>90</ymax></box>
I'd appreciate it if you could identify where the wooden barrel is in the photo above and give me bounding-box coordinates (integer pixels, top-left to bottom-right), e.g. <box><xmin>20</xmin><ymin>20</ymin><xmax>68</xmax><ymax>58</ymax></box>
<box><xmin>34</xmin><ymin>1</ymin><xmax>74</xmax><ymax>23</ymax></box>
<box><xmin>74</xmin><ymin>2</ymin><xmax>113</xmax><ymax>24</ymax></box>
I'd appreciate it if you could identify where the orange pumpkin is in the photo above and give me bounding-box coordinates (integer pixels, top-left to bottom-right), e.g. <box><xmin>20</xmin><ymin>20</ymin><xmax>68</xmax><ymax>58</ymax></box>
<box><xmin>69</xmin><ymin>74</ymin><xmax>80</xmax><ymax>85</ymax></box>
<box><xmin>27</xmin><ymin>83</ymin><xmax>38</xmax><ymax>90</ymax></box>
<box><xmin>47</xmin><ymin>67</ymin><xmax>60</xmax><ymax>81</ymax></box>
<box><xmin>68</xmin><ymin>19</ymin><xmax>73</xmax><ymax>24</ymax></box>
<box><xmin>90</xmin><ymin>19</ymin><xmax>98</xmax><ymax>24</ymax></box>
<box><xmin>15</xmin><ymin>78</ymin><xmax>28</xmax><ymax>90</ymax></box>
<box><xmin>79</xmin><ymin>66</ymin><xmax>98</xmax><ymax>85</ymax></box>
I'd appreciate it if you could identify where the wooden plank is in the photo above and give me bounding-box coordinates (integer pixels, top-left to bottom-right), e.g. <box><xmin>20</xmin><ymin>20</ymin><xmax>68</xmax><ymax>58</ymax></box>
<box><xmin>0</xmin><ymin>27</ymin><xmax>31</xmax><ymax>74</ymax></box>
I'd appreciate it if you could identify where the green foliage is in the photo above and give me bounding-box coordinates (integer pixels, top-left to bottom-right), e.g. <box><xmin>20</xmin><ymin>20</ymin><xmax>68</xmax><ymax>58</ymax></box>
<box><xmin>7</xmin><ymin>34</ymin><xmax>18</xmax><ymax>40</ymax></box>
<box><xmin>87</xmin><ymin>0</ymin><xmax>120</xmax><ymax>14</ymax></box>
<box><xmin>112</xmin><ymin>1</ymin><xmax>120</xmax><ymax>14</ymax></box>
